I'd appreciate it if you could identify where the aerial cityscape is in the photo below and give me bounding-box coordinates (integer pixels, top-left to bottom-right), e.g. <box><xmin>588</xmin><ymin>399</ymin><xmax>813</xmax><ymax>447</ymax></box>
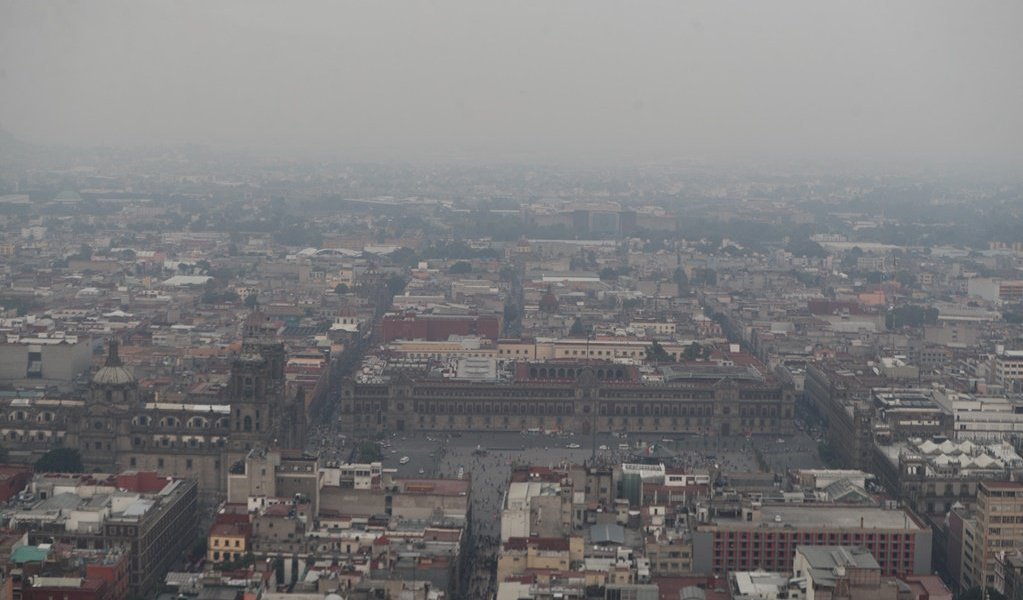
<box><xmin>1</xmin><ymin>2</ymin><xmax>1022</xmax><ymax>600</ymax></box>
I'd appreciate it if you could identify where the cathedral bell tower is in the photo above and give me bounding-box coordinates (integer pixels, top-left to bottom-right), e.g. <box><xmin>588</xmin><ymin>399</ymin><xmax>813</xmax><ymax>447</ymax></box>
<box><xmin>228</xmin><ymin>311</ymin><xmax>288</xmax><ymax>456</ymax></box>
<box><xmin>229</xmin><ymin>352</ymin><xmax>273</xmax><ymax>438</ymax></box>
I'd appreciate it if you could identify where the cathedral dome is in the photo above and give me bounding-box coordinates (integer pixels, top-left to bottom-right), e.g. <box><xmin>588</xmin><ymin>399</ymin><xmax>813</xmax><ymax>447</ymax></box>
<box><xmin>92</xmin><ymin>340</ymin><xmax>136</xmax><ymax>386</ymax></box>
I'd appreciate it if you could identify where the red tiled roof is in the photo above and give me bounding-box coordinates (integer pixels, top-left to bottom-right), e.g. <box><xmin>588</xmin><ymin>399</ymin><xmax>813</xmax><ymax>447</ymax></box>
<box><xmin>115</xmin><ymin>471</ymin><xmax>171</xmax><ymax>493</ymax></box>
<box><xmin>397</xmin><ymin>478</ymin><xmax>470</xmax><ymax>496</ymax></box>
<box><xmin>504</xmin><ymin>537</ymin><xmax>570</xmax><ymax>552</ymax></box>
<box><xmin>510</xmin><ymin>466</ymin><xmax>564</xmax><ymax>483</ymax></box>
<box><xmin>210</xmin><ymin>522</ymin><xmax>251</xmax><ymax>538</ymax></box>
<box><xmin>654</xmin><ymin>576</ymin><xmax>730</xmax><ymax>600</ymax></box>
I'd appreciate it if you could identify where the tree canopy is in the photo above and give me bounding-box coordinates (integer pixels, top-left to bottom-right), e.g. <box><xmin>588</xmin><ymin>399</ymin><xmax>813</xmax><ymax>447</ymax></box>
<box><xmin>35</xmin><ymin>448</ymin><xmax>84</xmax><ymax>473</ymax></box>
<box><xmin>959</xmin><ymin>588</ymin><xmax>1006</xmax><ymax>600</ymax></box>
<box><xmin>647</xmin><ymin>340</ymin><xmax>672</xmax><ymax>363</ymax></box>
<box><xmin>886</xmin><ymin>305</ymin><xmax>939</xmax><ymax>329</ymax></box>
<box><xmin>386</xmin><ymin>275</ymin><xmax>408</xmax><ymax>297</ymax></box>
<box><xmin>785</xmin><ymin>237</ymin><xmax>828</xmax><ymax>259</ymax></box>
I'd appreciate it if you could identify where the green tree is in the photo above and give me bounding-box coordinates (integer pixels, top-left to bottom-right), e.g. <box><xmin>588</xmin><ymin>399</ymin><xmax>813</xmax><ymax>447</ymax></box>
<box><xmin>569</xmin><ymin>318</ymin><xmax>588</xmax><ymax>337</ymax></box>
<box><xmin>840</xmin><ymin>246</ymin><xmax>864</xmax><ymax>270</ymax></box>
<box><xmin>389</xmin><ymin>247</ymin><xmax>420</xmax><ymax>268</ymax></box>
<box><xmin>217</xmin><ymin>552</ymin><xmax>256</xmax><ymax>571</ymax></box>
<box><xmin>190</xmin><ymin>537</ymin><xmax>208</xmax><ymax>560</ymax></box>
<box><xmin>886</xmin><ymin>305</ymin><xmax>939</xmax><ymax>329</ymax></box>
<box><xmin>358</xmin><ymin>441</ymin><xmax>382</xmax><ymax>462</ymax></box>
<box><xmin>647</xmin><ymin>340</ymin><xmax>672</xmax><ymax>363</ymax></box>
<box><xmin>865</xmin><ymin>271</ymin><xmax>885</xmax><ymax>284</ymax></box>
<box><xmin>894</xmin><ymin>271</ymin><xmax>916</xmax><ymax>288</ymax></box>
<box><xmin>244</xmin><ymin>293</ymin><xmax>259</xmax><ymax>309</ymax></box>
<box><xmin>599</xmin><ymin>267</ymin><xmax>619</xmax><ymax>281</ymax></box>
<box><xmin>786</xmin><ymin>237</ymin><xmax>828</xmax><ymax>259</ymax></box>
<box><xmin>818</xmin><ymin>441</ymin><xmax>841</xmax><ymax>468</ymax></box>
<box><xmin>449</xmin><ymin>261</ymin><xmax>472</xmax><ymax>274</ymax></box>
<box><xmin>35</xmin><ymin>448</ymin><xmax>84</xmax><ymax>473</ymax></box>
<box><xmin>334</xmin><ymin>283</ymin><xmax>350</xmax><ymax>295</ymax></box>
<box><xmin>503</xmin><ymin>302</ymin><xmax>520</xmax><ymax>327</ymax></box>
<box><xmin>0</xmin><ymin>298</ymin><xmax>38</xmax><ymax>317</ymax></box>
<box><xmin>692</xmin><ymin>268</ymin><xmax>717</xmax><ymax>286</ymax></box>
<box><xmin>386</xmin><ymin>275</ymin><xmax>407</xmax><ymax>297</ymax></box>
<box><xmin>201</xmin><ymin>289</ymin><xmax>240</xmax><ymax>305</ymax></box>
<box><xmin>959</xmin><ymin>588</ymin><xmax>1006</xmax><ymax>600</ymax></box>
<box><xmin>682</xmin><ymin>342</ymin><xmax>703</xmax><ymax>361</ymax></box>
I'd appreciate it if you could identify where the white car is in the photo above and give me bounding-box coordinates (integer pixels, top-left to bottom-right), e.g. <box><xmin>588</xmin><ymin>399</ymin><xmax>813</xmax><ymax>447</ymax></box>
<box><xmin>598</xmin><ymin>444</ymin><xmax>609</xmax><ymax>451</ymax></box>
<box><xmin>566</xmin><ymin>443</ymin><xmax>581</xmax><ymax>449</ymax></box>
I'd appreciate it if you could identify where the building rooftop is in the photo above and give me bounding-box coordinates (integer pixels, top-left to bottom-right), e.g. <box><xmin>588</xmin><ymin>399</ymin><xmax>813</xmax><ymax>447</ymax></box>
<box><xmin>796</xmin><ymin>545</ymin><xmax>880</xmax><ymax>588</ymax></box>
<box><xmin>29</xmin><ymin>577</ymin><xmax>98</xmax><ymax>590</ymax></box>
<box><xmin>590</xmin><ymin>523</ymin><xmax>626</xmax><ymax>545</ymax></box>
<box><xmin>120</xmin><ymin>498</ymin><xmax>155</xmax><ymax>517</ymax></box>
<box><xmin>980</xmin><ymin>480</ymin><xmax>1023</xmax><ymax>490</ymax></box>
<box><xmin>397</xmin><ymin>478</ymin><xmax>470</xmax><ymax>496</ymax></box>
<box><xmin>11</xmin><ymin>545</ymin><xmax>50</xmax><ymax>564</ymax></box>
<box><xmin>661</xmin><ymin>364</ymin><xmax>766</xmax><ymax>383</ymax></box>
<box><xmin>92</xmin><ymin>341</ymin><xmax>136</xmax><ymax>386</ymax></box>
<box><xmin>711</xmin><ymin>506</ymin><xmax>922</xmax><ymax>530</ymax></box>
<box><xmin>732</xmin><ymin>570</ymin><xmax>791</xmax><ymax>599</ymax></box>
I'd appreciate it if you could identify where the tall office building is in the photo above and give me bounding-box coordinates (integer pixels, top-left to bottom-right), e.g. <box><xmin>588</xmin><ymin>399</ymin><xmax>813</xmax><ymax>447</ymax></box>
<box><xmin>962</xmin><ymin>481</ymin><xmax>1023</xmax><ymax>590</ymax></box>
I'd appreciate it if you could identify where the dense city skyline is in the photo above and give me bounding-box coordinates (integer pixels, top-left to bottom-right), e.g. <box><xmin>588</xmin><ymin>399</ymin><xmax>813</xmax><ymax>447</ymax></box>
<box><xmin>2</xmin><ymin>3</ymin><xmax>1023</xmax><ymax>600</ymax></box>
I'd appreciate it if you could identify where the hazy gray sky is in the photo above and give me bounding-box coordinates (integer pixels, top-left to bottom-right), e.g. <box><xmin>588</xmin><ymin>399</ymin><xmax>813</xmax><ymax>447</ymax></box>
<box><xmin>1</xmin><ymin>1</ymin><xmax>1022</xmax><ymax>166</ymax></box>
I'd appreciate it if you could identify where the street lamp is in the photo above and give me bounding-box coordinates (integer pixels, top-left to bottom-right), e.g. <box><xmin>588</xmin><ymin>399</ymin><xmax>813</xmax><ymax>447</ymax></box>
<box><xmin>411</xmin><ymin>551</ymin><xmax>418</xmax><ymax>600</ymax></box>
<box><xmin>586</xmin><ymin>332</ymin><xmax>597</xmax><ymax>461</ymax></box>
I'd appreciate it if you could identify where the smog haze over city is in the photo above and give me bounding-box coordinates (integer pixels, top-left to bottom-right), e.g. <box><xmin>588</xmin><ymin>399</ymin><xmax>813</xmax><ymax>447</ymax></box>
<box><xmin>2</xmin><ymin>1</ymin><xmax>1023</xmax><ymax>167</ymax></box>
<box><xmin>2</xmin><ymin>3</ymin><xmax>1023</xmax><ymax>600</ymax></box>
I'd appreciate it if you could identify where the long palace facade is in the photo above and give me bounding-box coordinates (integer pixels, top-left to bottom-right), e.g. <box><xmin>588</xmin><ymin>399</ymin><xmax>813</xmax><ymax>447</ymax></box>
<box><xmin>340</xmin><ymin>360</ymin><xmax>795</xmax><ymax>436</ymax></box>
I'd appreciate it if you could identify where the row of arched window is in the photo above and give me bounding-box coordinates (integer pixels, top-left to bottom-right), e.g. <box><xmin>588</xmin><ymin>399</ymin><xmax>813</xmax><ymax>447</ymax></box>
<box><xmin>130</xmin><ymin>415</ymin><xmax>231</xmax><ymax>429</ymax></box>
<box><xmin>528</xmin><ymin>366</ymin><xmax>628</xmax><ymax>380</ymax></box>
<box><xmin>4</xmin><ymin>411</ymin><xmax>56</xmax><ymax>423</ymax></box>
<box><xmin>3</xmin><ymin>429</ymin><xmax>62</xmax><ymax>443</ymax></box>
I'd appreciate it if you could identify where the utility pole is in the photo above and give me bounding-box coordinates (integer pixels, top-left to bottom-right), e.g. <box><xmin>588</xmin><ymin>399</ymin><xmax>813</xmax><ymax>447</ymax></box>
<box><xmin>592</xmin><ymin>388</ymin><xmax>598</xmax><ymax>462</ymax></box>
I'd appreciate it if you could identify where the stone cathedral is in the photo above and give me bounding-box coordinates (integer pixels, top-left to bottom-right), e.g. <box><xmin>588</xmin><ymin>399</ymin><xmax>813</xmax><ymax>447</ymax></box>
<box><xmin>0</xmin><ymin>312</ymin><xmax>306</xmax><ymax>499</ymax></box>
